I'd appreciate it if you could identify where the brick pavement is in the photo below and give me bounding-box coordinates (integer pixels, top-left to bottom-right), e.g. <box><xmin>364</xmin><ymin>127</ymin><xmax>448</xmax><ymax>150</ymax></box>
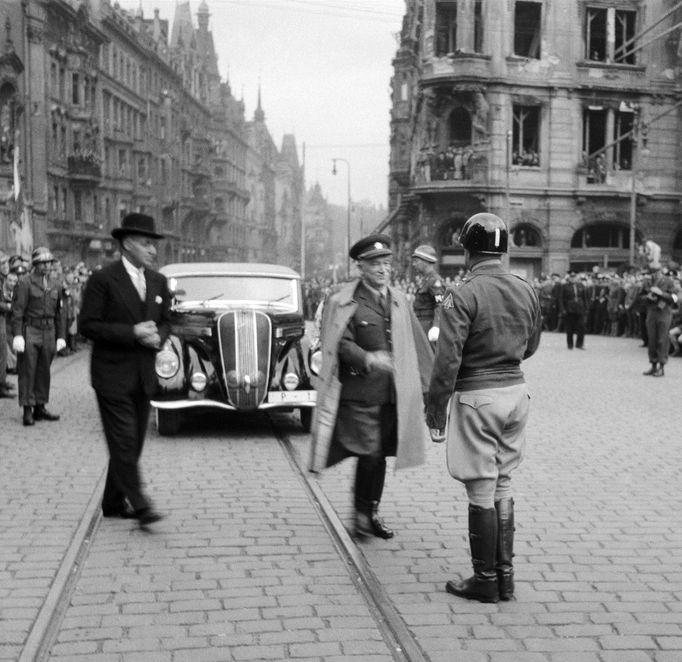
<box><xmin>0</xmin><ymin>352</ymin><xmax>107</xmax><ymax>661</ymax></box>
<box><xmin>3</xmin><ymin>333</ymin><xmax>682</xmax><ymax>661</ymax></box>
<box><xmin>292</xmin><ymin>332</ymin><xmax>682</xmax><ymax>662</ymax></box>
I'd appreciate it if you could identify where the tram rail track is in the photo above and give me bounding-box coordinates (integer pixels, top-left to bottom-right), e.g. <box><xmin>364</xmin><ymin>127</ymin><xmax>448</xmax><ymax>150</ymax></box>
<box><xmin>14</xmin><ymin>402</ymin><xmax>428</xmax><ymax>662</ymax></box>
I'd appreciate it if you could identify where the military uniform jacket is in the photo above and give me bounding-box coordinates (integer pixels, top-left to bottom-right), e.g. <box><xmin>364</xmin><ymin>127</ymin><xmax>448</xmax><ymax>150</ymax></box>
<box><xmin>426</xmin><ymin>260</ymin><xmax>542</xmax><ymax>430</ymax></box>
<box><xmin>11</xmin><ymin>272</ymin><xmax>65</xmax><ymax>338</ymax></box>
<box><xmin>559</xmin><ymin>281</ymin><xmax>589</xmax><ymax>315</ymax></box>
<box><xmin>413</xmin><ymin>271</ymin><xmax>444</xmax><ymax>329</ymax></box>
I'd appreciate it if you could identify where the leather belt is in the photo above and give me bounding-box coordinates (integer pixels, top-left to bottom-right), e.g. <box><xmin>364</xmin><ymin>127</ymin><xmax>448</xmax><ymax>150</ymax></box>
<box><xmin>26</xmin><ymin>316</ymin><xmax>54</xmax><ymax>329</ymax></box>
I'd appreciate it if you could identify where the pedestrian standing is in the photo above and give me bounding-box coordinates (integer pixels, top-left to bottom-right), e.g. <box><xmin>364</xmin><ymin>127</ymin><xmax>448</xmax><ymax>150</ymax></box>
<box><xmin>0</xmin><ymin>251</ymin><xmax>15</xmax><ymax>398</ymax></box>
<box><xmin>426</xmin><ymin>213</ymin><xmax>542</xmax><ymax>603</ymax></box>
<box><xmin>11</xmin><ymin>247</ymin><xmax>66</xmax><ymax>426</ymax></box>
<box><xmin>642</xmin><ymin>267</ymin><xmax>678</xmax><ymax>377</ymax></box>
<box><xmin>559</xmin><ymin>271</ymin><xmax>589</xmax><ymax>349</ymax></box>
<box><xmin>411</xmin><ymin>244</ymin><xmax>444</xmax><ymax>346</ymax></box>
<box><xmin>78</xmin><ymin>213</ymin><xmax>170</xmax><ymax>528</ymax></box>
<box><xmin>310</xmin><ymin>233</ymin><xmax>433</xmax><ymax>539</ymax></box>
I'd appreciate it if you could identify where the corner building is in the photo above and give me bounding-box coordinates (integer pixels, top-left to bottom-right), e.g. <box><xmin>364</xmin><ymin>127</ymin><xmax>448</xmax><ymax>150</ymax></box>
<box><xmin>389</xmin><ymin>1</ymin><xmax>682</xmax><ymax>278</ymax></box>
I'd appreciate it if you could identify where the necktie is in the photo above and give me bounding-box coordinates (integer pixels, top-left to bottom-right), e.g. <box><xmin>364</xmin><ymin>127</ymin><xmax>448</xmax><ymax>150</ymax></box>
<box><xmin>136</xmin><ymin>269</ymin><xmax>146</xmax><ymax>301</ymax></box>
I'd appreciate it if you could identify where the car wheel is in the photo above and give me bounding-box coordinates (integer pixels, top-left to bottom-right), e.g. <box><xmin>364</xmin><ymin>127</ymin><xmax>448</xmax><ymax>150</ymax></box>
<box><xmin>156</xmin><ymin>408</ymin><xmax>181</xmax><ymax>436</ymax></box>
<box><xmin>299</xmin><ymin>407</ymin><xmax>313</xmax><ymax>432</ymax></box>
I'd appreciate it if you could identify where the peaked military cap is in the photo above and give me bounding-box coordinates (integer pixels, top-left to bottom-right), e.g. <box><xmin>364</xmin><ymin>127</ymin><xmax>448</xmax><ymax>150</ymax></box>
<box><xmin>412</xmin><ymin>244</ymin><xmax>437</xmax><ymax>263</ymax></box>
<box><xmin>349</xmin><ymin>233</ymin><xmax>393</xmax><ymax>260</ymax></box>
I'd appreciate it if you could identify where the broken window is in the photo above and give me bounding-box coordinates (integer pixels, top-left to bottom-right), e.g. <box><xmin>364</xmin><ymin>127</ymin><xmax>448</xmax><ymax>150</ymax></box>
<box><xmin>582</xmin><ymin>107</ymin><xmax>607</xmax><ymax>182</ymax></box>
<box><xmin>585</xmin><ymin>7</ymin><xmax>637</xmax><ymax>63</ymax></box>
<box><xmin>512</xmin><ymin>105</ymin><xmax>541</xmax><ymax>166</ymax></box>
<box><xmin>436</xmin><ymin>2</ymin><xmax>458</xmax><ymax>56</ymax></box>
<box><xmin>613</xmin><ymin>110</ymin><xmax>633</xmax><ymax>170</ymax></box>
<box><xmin>474</xmin><ymin>0</ymin><xmax>484</xmax><ymax>53</ymax></box>
<box><xmin>514</xmin><ymin>2</ymin><xmax>541</xmax><ymax>59</ymax></box>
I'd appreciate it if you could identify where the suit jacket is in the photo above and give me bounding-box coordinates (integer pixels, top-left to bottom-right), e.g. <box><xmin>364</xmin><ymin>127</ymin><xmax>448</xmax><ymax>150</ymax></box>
<box><xmin>559</xmin><ymin>281</ymin><xmax>589</xmax><ymax>315</ymax></box>
<box><xmin>78</xmin><ymin>260</ymin><xmax>171</xmax><ymax>396</ymax></box>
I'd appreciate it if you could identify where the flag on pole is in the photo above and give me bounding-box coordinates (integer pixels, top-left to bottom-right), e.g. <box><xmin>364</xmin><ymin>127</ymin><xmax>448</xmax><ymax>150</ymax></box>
<box><xmin>10</xmin><ymin>128</ymin><xmax>33</xmax><ymax>255</ymax></box>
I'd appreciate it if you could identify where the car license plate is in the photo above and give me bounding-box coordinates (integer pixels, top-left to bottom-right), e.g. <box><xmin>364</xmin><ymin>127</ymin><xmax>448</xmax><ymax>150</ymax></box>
<box><xmin>267</xmin><ymin>390</ymin><xmax>316</xmax><ymax>403</ymax></box>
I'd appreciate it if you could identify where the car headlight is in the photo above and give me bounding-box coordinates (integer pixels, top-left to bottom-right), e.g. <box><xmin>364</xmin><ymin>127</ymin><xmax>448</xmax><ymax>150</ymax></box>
<box><xmin>310</xmin><ymin>350</ymin><xmax>322</xmax><ymax>376</ymax></box>
<box><xmin>190</xmin><ymin>372</ymin><xmax>207</xmax><ymax>391</ymax></box>
<box><xmin>283</xmin><ymin>372</ymin><xmax>299</xmax><ymax>391</ymax></box>
<box><xmin>156</xmin><ymin>348</ymin><xmax>180</xmax><ymax>379</ymax></box>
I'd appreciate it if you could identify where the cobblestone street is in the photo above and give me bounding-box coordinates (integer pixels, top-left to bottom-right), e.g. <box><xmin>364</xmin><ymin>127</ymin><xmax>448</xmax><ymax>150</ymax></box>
<box><xmin>1</xmin><ymin>331</ymin><xmax>681</xmax><ymax>661</ymax></box>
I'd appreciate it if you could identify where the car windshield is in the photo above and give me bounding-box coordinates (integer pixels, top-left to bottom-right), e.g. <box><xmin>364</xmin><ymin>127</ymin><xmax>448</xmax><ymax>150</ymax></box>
<box><xmin>169</xmin><ymin>274</ymin><xmax>299</xmax><ymax>312</ymax></box>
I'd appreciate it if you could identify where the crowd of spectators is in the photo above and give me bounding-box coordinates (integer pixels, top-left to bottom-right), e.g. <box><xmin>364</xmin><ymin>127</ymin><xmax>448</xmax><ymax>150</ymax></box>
<box><xmin>303</xmin><ymin>262</ymin><xmax>682</xmax><ymax>357</ymax></box>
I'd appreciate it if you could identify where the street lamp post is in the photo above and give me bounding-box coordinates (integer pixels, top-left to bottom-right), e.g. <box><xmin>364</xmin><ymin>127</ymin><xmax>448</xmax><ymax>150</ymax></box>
<box><xmin>629</xmin><ymin>114</ymin><xmax>640</xmax><ymax>268</ymax></box>
<box><xmin>332</xmin><ymin>158</ymin><xmax>351</xmax><ymax>277</ymax></box>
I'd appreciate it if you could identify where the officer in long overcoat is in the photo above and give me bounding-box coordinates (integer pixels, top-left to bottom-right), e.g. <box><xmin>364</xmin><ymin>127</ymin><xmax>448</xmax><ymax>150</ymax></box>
<box><xmin>310</xmin><ymin>234</ymin><xmax>433</xmax><ymax>539</ymax></box>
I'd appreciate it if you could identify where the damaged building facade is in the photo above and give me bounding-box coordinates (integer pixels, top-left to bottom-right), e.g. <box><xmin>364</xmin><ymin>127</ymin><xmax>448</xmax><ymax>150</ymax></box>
<box><xmin>389</xmin><ymin>1</ymin><xmax>682</xmax><ymax>278</ymax></box>
<box><xmin>0</xmin><ymin>0</ymin><xmax>303</xmax><ymax>269</ymax></box>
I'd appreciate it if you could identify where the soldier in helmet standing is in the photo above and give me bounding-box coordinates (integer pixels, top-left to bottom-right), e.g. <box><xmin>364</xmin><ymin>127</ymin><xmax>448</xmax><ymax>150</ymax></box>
<box><xmin>426</xmin><ymin>213</ymin><xmax>542</xmax><ymax>604</ymax></box>
<box><xmin>11</xmin><ymin>247</ymin><xmax>66</xmax><ymax>426</ymax></box>
<box><xmin>411</xmin><ymin>244</ymin><xmax>444</xmax><ymax>346</ymax></box>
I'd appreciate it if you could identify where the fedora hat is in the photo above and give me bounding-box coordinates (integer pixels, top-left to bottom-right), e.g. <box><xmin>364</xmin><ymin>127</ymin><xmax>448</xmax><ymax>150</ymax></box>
<box><xmin>111</xmin><ymin>213</ymin><xmax>164</xmax><ymax>240</ymax></box>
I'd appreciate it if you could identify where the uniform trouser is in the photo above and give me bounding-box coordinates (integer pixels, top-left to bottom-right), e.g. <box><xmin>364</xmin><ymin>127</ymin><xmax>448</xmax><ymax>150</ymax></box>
<box><xmin>0</xmin><ymin>318</ymin><xmax>7</xmax><ymax>385</ymax></box>
<box><xmin>563</xmin><ymin>313</ymin><xmax>585</xmax><ymax>348</ymax></box>
<box><xmin>96</xmin><ymin>389</ymin><xmax>151</xmax><ymax>513</ymax></box>
<box><xmin>445</xmin><ymin>384</ymin><xmax>530</xmax><ymax>508</ymax></box>
<box><xmin>646</xmin><ymin>306</ymin><xmax>674</xmax><ymax>365</ymax></box>
<box><xmin>18</xmin><ymin>325</ymin><xmax>56</xmax><ymax>407</ymax></box>
<box><xmin>353</xmin><ymin>403</ymin><xmax>396</xmax><ymax>514</ymax></box>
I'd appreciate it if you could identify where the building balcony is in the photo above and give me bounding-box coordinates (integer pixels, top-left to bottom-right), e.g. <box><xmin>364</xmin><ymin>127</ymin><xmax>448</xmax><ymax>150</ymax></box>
<box><xmin>67</xmin><ymin>154</ymin><xmax>102</xmax><ymax>185</ymax></box>
<box><xmin>421</xmin><ymin>53</ymin><xmax>492</xmax><ymax>84</ymax></box>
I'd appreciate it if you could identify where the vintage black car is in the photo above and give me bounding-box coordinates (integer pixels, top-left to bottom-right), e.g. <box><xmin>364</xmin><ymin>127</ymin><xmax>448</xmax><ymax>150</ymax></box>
<box><xmin>150</xmin><ymin>263</ymin><xmax>319</xmax><ymax>435</ymax></box>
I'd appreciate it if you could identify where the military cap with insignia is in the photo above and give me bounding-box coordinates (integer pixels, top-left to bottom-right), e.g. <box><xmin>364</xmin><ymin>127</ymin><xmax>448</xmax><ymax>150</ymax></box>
<box><xmin>349</xmin><ymin>233</ymin><xmax>393</xmax><ymax>261</ymax></box>
<box><xmin>412</xmin><ymin>244</ymin><xmax>437</xmax><ymax>263</ymax></box>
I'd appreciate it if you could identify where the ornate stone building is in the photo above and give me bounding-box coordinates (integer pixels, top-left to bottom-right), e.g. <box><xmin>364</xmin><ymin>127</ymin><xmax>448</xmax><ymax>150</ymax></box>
<box><xmin>389</xmin><ymin>1</ymin><xmax>682</xmax><ymax>278</ymax></box>
<box><xmin>0</xmin><ymin>0</ymin><xmax>302</xmax><ymax>269</ymax></box>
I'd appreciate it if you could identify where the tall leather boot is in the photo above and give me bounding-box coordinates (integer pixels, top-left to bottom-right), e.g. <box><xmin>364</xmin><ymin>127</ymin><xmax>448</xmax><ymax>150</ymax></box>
<box><xmin>495</xmin><ymin>498</ymin><xmax>515</xmax><ymax>601</ymax></box>
<box><xmin>643</xmin><ymin>362</ymin><xmax>658</xmax><ymax>375</ymax></box>
<box><xmin>446</xmin><ymin>505</ymin><xmax>499</xmax><ymax>603</ymax></box>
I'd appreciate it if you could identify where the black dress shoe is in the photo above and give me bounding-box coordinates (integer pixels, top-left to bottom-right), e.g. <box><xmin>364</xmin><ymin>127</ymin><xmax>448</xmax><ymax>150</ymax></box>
<box><xmin>136</xmin><ymin>508</ymin><xmax>164</xmax><ymax>528</ymax></box>
<box><xmin>102</xmin><ymin>503</ymin><xmax>137</xmax><ymax>519</ymax></box>
<box><xmin>33</xmin><ymin>406</ymin><xmax>60</xmax><ymax>421</ymax></box>
<box><xmin>0</xmin><ymin>388</ymin><xmax>14</xmax><ymax>399</ymax></box>
<box><xmin>23</xmin><ymin>409</ymin><xmax>35</xmax><ymax>426</ymax></box>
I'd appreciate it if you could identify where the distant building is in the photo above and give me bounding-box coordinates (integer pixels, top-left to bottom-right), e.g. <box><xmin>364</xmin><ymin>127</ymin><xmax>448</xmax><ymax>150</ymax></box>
<box><xmin>388</xmin><ymin>1</ymin><xmax>682</xmax><ymax>278</ymax></box>
<box><xmin>0</xmin><ymin>0</ymin><xmax>302</xmax><ymax>268</ymax></box>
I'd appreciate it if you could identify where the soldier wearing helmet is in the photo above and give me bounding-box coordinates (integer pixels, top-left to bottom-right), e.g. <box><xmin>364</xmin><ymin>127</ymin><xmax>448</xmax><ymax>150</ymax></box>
<box><xmin>411</xmin><ymin>244</ymin><xmax>444</xmax><ymax>345</ymax></box>
<box><xmin>11</xmin><ymin>246</ymin><xmax>66</xmax><ymax>426</ymax></box>
<box><xmin>426</xmin><ymin>212</ymin><xmax>542</xmax><ymax>604</ymax></box>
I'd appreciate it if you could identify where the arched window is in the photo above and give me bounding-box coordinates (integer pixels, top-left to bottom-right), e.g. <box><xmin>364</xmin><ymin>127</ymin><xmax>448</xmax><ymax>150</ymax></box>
<box><xmin>0</xmin><ymin>82</ymin><xmax>17</xmax><ymax>164</ymax></box>
<box><xmin>449</xmin><ymin>107</ymin><xmax>472</xmax><ymax>147</ymax></box>
<box><xmin>512</xmin><ymin>223</ymin><xmax>541</xmax><ymax>247</ymax></box>
<box><xmin>571</xmin><ymin>223</ymin><xmax>630</xmax><ymax>248</ymax></box>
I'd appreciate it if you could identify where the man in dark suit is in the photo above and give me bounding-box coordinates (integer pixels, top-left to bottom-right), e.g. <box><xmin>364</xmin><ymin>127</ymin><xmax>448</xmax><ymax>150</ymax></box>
<box><xmin>559</xmin><ymin>271</ymin><xmax>589</xmax><ymax>350</ymax></box>
<box><xmin>79</xmin><ymin>213</ymin><xmax>171</xmax><ymax>528</ymax></box>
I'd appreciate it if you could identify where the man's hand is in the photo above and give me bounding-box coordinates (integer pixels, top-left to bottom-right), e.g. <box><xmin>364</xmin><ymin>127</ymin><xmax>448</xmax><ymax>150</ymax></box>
<box><xmin>133</xmin><ymin>321</ymin><xmax>158</xmax><ymax>340</ymax></box>
<box><xmin>12</xmin><ymin>336</ymin><xmax>25</xmax><ymax>353</ymax></box>
<box><xmin>427</xmin><ymin>326</ymin><xmax>440</xmax><ymax>342</ymax></box>
<box><xmin>366</xmin><ymin>350</ymin><xmax>393</xmax><ymax>373</ymax></box>
<box><xmin>56</xmin><ymin>338</ymin><xmax>66</xmax><ymax>353</ymax></box>
<box><xmin>430</xmin><ymin>428</ymin><xmax>446</xmax><ymax>443</ymax></box>
<box><xmin>138</xmin><ymin>332</ymin><xmax>161</xmax><ymax>349</ymax></box>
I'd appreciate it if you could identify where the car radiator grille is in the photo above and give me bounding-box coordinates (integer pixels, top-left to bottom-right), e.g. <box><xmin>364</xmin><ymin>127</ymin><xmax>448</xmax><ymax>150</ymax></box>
<box><xmin>217</xmin><ymin>310</ymin><xmax>271</xmax><ymax>409</ymax></box>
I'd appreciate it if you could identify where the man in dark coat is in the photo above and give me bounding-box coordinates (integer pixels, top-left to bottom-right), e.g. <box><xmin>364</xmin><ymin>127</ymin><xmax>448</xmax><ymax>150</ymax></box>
<box><xmin>559</xmin><ymin>271</ymin><xmax>589</xmax><ymax>349</ymax></box>
<box><xmin>79</xmin><ymin>213</ymin><xmax>171</xmax><ymax>528</ymax></box>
